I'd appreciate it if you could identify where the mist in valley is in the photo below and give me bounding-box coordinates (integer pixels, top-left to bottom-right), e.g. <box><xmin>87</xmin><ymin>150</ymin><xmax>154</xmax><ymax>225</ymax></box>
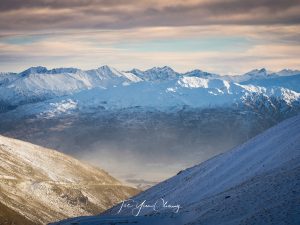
<box><xmin>0</xmin><ymin>105</ymin><xmax>291</xmax><ymax>188</ymax></box>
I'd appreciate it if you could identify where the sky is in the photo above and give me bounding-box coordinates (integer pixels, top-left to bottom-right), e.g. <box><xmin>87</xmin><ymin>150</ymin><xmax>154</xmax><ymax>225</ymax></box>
<box><xmin>0</xmin><ymin>0</ymin><xmax>300</xmax><ymax>74</ymax></box>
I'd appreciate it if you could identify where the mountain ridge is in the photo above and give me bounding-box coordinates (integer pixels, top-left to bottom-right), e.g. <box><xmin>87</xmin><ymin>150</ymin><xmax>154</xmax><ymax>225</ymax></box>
<box><xmin>1</xmin><ymin>65</ymin><xmax>299</xmax><ymax>113</ymax></box>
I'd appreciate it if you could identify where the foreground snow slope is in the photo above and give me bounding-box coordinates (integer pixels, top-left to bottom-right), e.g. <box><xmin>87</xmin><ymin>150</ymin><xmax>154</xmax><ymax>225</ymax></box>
<box><xmin>0</xmin><ymin>136</ymin><xmax>138</xmax><ymax>225</ymax></box>
<box><xmin>54</xmin><ymin>115</ymin><xmax>300</xmax><ymax>225</ymax></box>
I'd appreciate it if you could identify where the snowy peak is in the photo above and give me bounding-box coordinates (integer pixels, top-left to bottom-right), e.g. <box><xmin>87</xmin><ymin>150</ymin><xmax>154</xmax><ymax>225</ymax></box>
<box><xmin>224</xmin><ymin>68</ymin><xmax>276</xmax><ymax>82</ymax></box>
<box><xmin>20</xmin><ymin>66</ymin><xmax>48</xmax><ymax>76</ymax></box>
<box><xmin>246</xmin><ymin>68</ymin><xmax>269</xmax><ymax>74</ymax></box>
<box><xmin>243</xmin><ymin>68</ymin><xmax>275</xmax><ymax>78</ymax></box>
<box><xmin>127</xmin><ymin>68</ymin><xmax>144</xmax><ymax>75</ymax></box>
<box><xmin>19</xmin><ymin>66</ymin><xmax>82</xmax><ymax>76</ymax></box>
<box><xmin>0</xmin><ymin>65</ymin><xmax>144</xmax><ymax>107</ymax></box>
<box><xmin>277</xmin><ymin>69</ymin><xmax>300</xmax><ymax>76</ymax></box>
<box><xmin>145</xmin><ymin>66</ymin><xmax>179</xmax><ymax>80</ymax></box>
<box><xmin>96</xmin><ymin>65</ymin><xmax>124</xmax><ymax>77</ymax></box>
<box><xmin>0</xmin><ymin>65</ymin><xmax>300</xmax><ymax>111</ymax></box>
<box><xmin>85</xmin><ymin>65</ymin><xmax>142</xmax><ymax>86</ymax></box>
<box><xmin>130</xmin><ymin>66</ymin><xmax>180</xmax><ymax>81</ymax></box>
<box><xmin>183</xmin><ymin>69</ymin><xmax>219</xmax><ymax>79</ymax></box>
<box><xmin>147</xmin><ymin>66</ymin><xmax>175</xmax><ymax>73</ymax></box>
<box><xmin>47</xmin><ymin>67</ymin><xmax>81</xmax><ymax>74</ymax></box>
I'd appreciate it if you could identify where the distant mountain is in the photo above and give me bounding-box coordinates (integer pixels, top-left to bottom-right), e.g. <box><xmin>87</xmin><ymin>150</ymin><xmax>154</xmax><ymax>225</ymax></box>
<box><xmin>1</xmin><ymin>65</ymin><xmax>299</xmax><ymax>110</ymax></box>
<box><xmin>0</xmin><ymin>135</ymin><xmax>138</xmax><ymax>225</ymax></box>
<box><xmin>19</xmin><ymin>66</ymin><xmax>49</xmax><ymax>76</ymax></box>
<box><xmin>0</xmin><ymin>65</ymin><xmax>141</xmax><ymax>108</ymax></box>
<box><xmin>1</xmin><ymin>65</ymin><xmax>299</xmax><ymax>113</ymax></box>
<box><xmin>182</xmin><ymin>69</ymin><xmax>220</xmax><ymax>79</ymax></box>
<box><xmin>128</xmin><ymin>66</ymin><xmax>180</xmax><ymax>81</ymax></box>
<box><xmin>0</xmin><ymin>65</ymin><xmax>300</xmax><ymax>189</ymax></box>
<box><xmin>241</xmin><ymin>74</ymin><xmax>300</xmax><ymax>93</ymax></box>
<box><xmin>53</xmin><ymin>114</ymin><xmax>300</xmax><ymax>225</ymax></box>
<box><xmin>224</xmin><ymin>68</ymin><xmax>300</xmax><ymax>83</ymax></box>
<box><xmin>277</xmin><ymin>69</ymin><xmax>300</xmax><ymax>76</ymax></box>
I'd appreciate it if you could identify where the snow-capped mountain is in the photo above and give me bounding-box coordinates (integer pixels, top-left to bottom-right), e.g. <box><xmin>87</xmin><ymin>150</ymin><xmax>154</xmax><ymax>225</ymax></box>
<box><xmin>128</xmin><ymin>66</ymin><xmax>180</xmax><ymax>81</ymax></box>
<box><xmin>225</xmin><ymin>68</ymin><xmax>275</xmax><ymax>82</ymax></box>
<box><xmin>1</xmin><ymin>74</ymin><xmax>299</xmax><ymax>120</ymax></box>
<box><xmin>0</xmin><ymin>135</ymin><xmax>138</xmax><ymax>225</ymax></box>
<box><xmin>224</xmin><ymin>68</ymin><xmax>300</xmax><ymax>83</ymax></box>
<box><xmin>52</xmin><ymin>114</ymin><xmax>300</xmax><ymax>225</ymax></box>
<box><xmin>1</xmin><ymin>65</ymin><xmax>299</xmax><ymax>112</ymax></box>
<box><xmin>277</xmin><ymin>69</ymin><xmax>300</xmax><ymax>76</ymax></box>
<box><xmin>182</xmin><ymin>69</ymin><xmax>220</xmax><ymax>79</ymax></box>
<box><xmin>0</xmin><ymin>65</ymin><xmax>141</xmax><ymax>108</ymax></box>
<box><xmin>0</xmin><ymin>65</ymin><xmax>300</xmax><ymax>188</ymax></box>
<box><xmin>241</xmin><ymin>74</ymin><xmax>300</xmax><ymax>93</ymax></box>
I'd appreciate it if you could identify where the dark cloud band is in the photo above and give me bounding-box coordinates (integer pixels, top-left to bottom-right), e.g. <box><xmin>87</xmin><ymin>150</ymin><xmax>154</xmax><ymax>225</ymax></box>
<box><xmin>0</xmin><ymin>0</ymin><xmax>299</xmax><ymax>32</ymax></box>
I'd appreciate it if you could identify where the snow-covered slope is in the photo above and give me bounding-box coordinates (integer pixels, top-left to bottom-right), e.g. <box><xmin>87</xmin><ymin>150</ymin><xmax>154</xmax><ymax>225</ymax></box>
<box><xmin>0</xmin><ymin>65</ymin><xmax>141</xmax><ymax>106</ymax></box>
<box><xmin>241</xmin><ymin>74</ymin><xmax>300</xmax><ymax>93</ymax></box>
<box><xmin>53</xmin><ymin>114</ymin><xmax>300</xmax><ymax>225</ymax></box>
<box><xmin>0</xmin><ymin>66</ymin><xmax>299</xmax><ymax>111</ymax></box>
<box><xmin>224</xmin><ymin>68</ymin><xmax>300</xmax><ymax>83</ymax></box>
<box><xmin>0</xmin><ymin>135</ymin><xmax>139</xmax><ymax>225</ymax></box>
<box><xmin>276</xmin><ymin>69</ymin><xmax>300</xmax><ymax>76</ymax></box>
<box><xmin>182</xmin><ymin>69</ymin><xmax>220</xmax><ymax>79</ymax></box>
<box><xmin>224</xmin><ymin>68</ymin><xmax>275</xmax><ymax>82</ymax></box>
<box><xmin>2</xmin><ymin>73</ymin><xmax>299</xmax><ymax>118</ymax></box>
<box><xmin>1</xmin><ymin>66</ymin><xmax>299</xmax><ymax>107</ymax></box>
<box><xmin>127</xmin><ymin>66</ymin><xmax>180</xmax><ymax>81</ymax></box>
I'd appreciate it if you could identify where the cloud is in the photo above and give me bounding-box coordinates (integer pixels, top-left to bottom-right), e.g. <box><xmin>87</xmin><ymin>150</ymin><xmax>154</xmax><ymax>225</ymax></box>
<box><xmin>0</xmin><ymin>0</ymin><xmax>299</xmax><ymax>32</ymax></box>
<box><xmin>1</xmin><ymin>26</ymin><xmax>300</xmax><ymax>74</ymax></box>
<box><xmin>0</xmin><ymin>1</ymin><xmax>299</xmax><ymax>73</ymax></box>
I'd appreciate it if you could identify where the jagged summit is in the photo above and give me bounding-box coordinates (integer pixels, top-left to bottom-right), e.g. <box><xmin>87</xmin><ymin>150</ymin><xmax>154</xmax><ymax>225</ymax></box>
<box><xmin>244</xmin><ymin>67</ymin><xmax>273</xmax><ymax>76</ymax></box>
<box><xmin>183</xmin><ymin>69</ymin><xmax>219</xmax><ymax>78</ymax></box>
<box><xmin>19</xmin><ymin>66</ymin><xmax>82</xmax><ymax>76</ymax></box>
<box><xmin>20</xmin><ymin>66</ymin><xmax>48</xmax><ymax>76</ymax></box>
<box><xmin>0</xmin><ymin>65</ymin><xmax>299</xmax><ymax>111</ymax></box>
<box><xmin>95</xmin><ymin>65</ymin><xmax>124</xmax><ymax>77</ymax></box>
<box><xmin>47</xmin><ymin>67</ymin><xmax>81</xmax><ymax>74</ymax></box>
<box><xmin>147</xmin><ymin>65</ymin><xmax>175</xmax><ymax>72</ymax></box>
<box><xmin>12</xmin><ymin>65</ymin><xmax>300</xmax><ymax>80</ymax></box>
<box><xmin>129</xmin><ymin>66</ymin><xmax>180</xmax><ymax>81</ymax></box>
<box><xmin>277</xmin><ymin>69</ymin><xmax>300</xmax><ymax>76</ymax></box>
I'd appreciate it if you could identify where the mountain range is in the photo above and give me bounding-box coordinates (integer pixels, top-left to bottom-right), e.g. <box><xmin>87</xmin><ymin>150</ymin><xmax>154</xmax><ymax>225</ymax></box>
<box><xmin>51</xmin><ymin>114</ymin><xmax>300</xmax><ymax>225</ymax></box>
<box><xmin>0</xmin><ymin>135</ymin><xmax>138</xmax><ymax>225</ymax></box>
<box><xmin>0</xmin><ymin>66</ymin><xmax>300</xmax><ymax>111</ymax></box>
<box><xmin>1</xmin><ymin>65</ymin><xmax>300</xmax><ymax>188</ymax></box>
